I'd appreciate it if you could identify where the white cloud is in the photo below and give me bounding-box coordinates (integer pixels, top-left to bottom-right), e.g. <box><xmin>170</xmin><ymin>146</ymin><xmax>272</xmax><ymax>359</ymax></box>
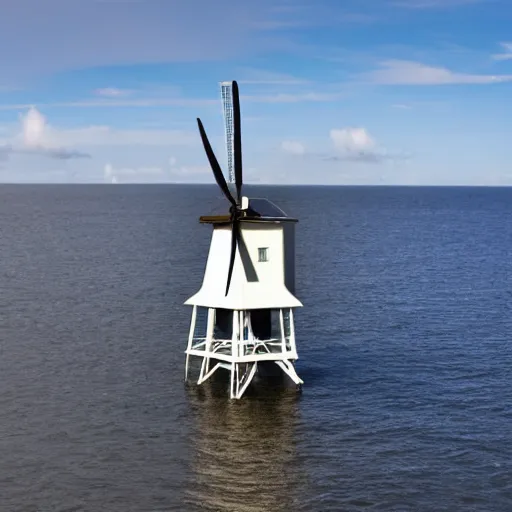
<box><xmin>327</xmin><ymin>127</ymin><xmax>403</xmax><ymax>163</ymax></box>
<box><xmin>0</xmin><ymin>88</ymin><xmax>347</xmax><ymax>111</ymax></box>
<box><xmin>104</xmin><ymin>162</ymin><xmax>165</xmax><ymax>183</ymax></box>
<box><xmin>281</xmin><ymin>140</ymin><xmax>306</xmax><ymax>155</ymax></box>
<box><xmin>1</xmin><ymin>106</ymin><xmax>198</xmax><ymax>169</ymax></box>
<box><xmin>103</xmin><ymin>156</ymin><xmax>210</xmax><ymax>183</ymax></box>
<box><xmin>9</xmin><ymin>107</ymin><xmax>196</xmax><ymax>147</ymax></box>
<box><xmin>492</xmin><ymin>42</ymin><xmax>512</xmax><ymax>61</ymax></box>
<box><xmin>277</xmin><ymin>127</ymin><xmax>400</xmax><ymax>165</ymax></box>
<box><xmin>22</xmin><ymin>107</ymin><xmax>46</xmax><ymax>146</ymax></box>
<box><xmin>0</xmin><ymin>98</ymin><xmax>216</xmax><ymax>111</ymax></box>
<box><xmin>55</xmin><ymin>125</ymin><xmax>196</xmax><ymax>147</ymax></box>
<box><xmin>1</xmin><ymin>106</ymin><xmax>90</xmax><ymax>160</ymax></box>
<box><xmin>364</xmin><ymin>60</ymin><xmax>512</xmax><ymax>85</ymax></box>
<box><xmin>95</xmin><ymin>87</ymin><xmax>134</xmax><ymax>97</ymax></box>
<box><xmin>330</xmin><ymin>128</ymin><xmax>375</xmax><ymax>152</ymax></box>
<box><xmin>104</xmin><ymin>163</ymin><xmax>114</xmax><ymax>180</ymax></box>
<box><xmin>169</xmin><ymin>156</ymin><xmax>210</xmax><ymax>177</ymax></box>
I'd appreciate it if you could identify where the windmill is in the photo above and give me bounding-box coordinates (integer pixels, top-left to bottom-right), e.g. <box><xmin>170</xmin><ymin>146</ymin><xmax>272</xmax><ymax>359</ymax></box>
<box><xmin>184</xmin><ymin>80</ymin><xmax>303</xmax><ymax>399</ymax></box>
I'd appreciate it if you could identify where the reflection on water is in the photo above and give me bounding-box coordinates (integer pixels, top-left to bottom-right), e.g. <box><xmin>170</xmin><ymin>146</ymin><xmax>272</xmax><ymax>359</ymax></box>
<box><xmin>184</xmin><ymin>374</ymin><xmax>307</xmax><ymax>512</ymax></box>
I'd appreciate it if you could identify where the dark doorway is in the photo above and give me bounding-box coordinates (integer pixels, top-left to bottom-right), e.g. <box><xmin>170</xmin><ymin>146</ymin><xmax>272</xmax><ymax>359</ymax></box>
<box><xmin>214</xmin><ymin>308</ymin><xmax>233</xmax><ymax>338</ymax></box>
<box><xmin>250</xmin><ymin>309</ymin><xmax>272</xmax><ymax>340</ymax></box>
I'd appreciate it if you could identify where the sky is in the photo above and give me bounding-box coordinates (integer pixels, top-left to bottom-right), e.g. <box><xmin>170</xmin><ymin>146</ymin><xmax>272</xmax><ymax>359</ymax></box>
<box><xmin>0</xmin><ymin>0</ymin><xmax>511</xmax><ymax>185</ymax></box>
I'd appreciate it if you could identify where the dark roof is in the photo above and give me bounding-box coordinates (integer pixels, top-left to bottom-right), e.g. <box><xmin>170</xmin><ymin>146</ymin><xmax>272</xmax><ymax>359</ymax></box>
<box><xmin>199</xmin><ymin>197</ymin><xmax>298</xmax><ymax>224</ymax></box>
<box><xmin>248</xmin><ymin>198</ymin><xmax>289</xmax><ymax>218</ymax></box>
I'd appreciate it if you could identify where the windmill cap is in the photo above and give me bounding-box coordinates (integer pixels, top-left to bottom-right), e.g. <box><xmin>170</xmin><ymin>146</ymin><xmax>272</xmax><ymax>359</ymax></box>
<box><xmin>199</xmin><ymin>197</ymin><xmax>298</xmax><ymax>224</ymax></box>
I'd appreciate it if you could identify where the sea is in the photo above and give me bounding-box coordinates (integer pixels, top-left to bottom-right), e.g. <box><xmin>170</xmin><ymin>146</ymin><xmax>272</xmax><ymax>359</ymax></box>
<box><xmin>0</xmin><ymin>184</ymin><xmax>511</xmax><ymax>512</ymax></box>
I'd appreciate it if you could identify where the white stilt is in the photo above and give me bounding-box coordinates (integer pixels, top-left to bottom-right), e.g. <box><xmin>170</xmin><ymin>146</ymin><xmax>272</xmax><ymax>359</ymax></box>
<box><xmin>279</xmin><ymin>309</ymin><xmax>286</xmax><ymax>354</ymax></box>
<box><xmin>230</xmin><ymin>310</ymin><xmax>238</xmax><ymax>399</ymax></box>
<box><xmin>184</xmin><ymin>305</ymin><xmax>197</xmax><ymax>381</ymax></box>
<box><xmin>197</xmin><ymin>308</ymin><xmax>216</xmax><ymax>385</ymax></box>
<box><xmin>185</xmin><ymin>306</ymin><xmax>303</xmax><ymax>399</ymax></box>
<box><xmin>289</xmin><ymin>308</ymin><xmax>297</xmax><ymax>356</ymax></box>
<box><xmin>275</xmin><ymin>360</ymin><xmax>303</xmax><ymax>385</ymax></box>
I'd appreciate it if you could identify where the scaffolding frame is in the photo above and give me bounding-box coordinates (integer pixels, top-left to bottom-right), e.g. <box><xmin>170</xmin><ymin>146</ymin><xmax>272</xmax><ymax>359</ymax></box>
<box><xmin>220</xmin><ymin>81</ymin><xmax>235</xmax><ymax>184</ymax></box>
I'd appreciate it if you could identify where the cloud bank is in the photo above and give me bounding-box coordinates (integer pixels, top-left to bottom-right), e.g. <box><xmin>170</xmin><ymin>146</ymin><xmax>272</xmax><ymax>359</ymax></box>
<box><xmin>0</xmin><ymin>107</ymin><xmax>90</xmax><ymax>160</ymax></box>
<box><xmin>492</xmin><ymin>42</ymin><xmax>512</xmax><ymax>61</ymax></box>
<box><xmin>103</xmin><ymin>157</ymin><xmax>210</xmax><ymax>183</ymax></box>
<box><xmin>280</xmin><ymin>127</ymin><xmax>400</xmax><ymax>164</ymax></box>
<box><xmin>281</xmin><ymin>140</ymin><xmax>306</xmax><ymax>155</ymax></box>
<box><xmin>364</xmin><ymin>60</ymin><xmax>512</xmax><ymax>85</ymax></box>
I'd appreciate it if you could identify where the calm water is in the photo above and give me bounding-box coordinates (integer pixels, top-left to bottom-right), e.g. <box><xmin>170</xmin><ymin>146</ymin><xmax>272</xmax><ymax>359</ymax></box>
<box><xmin>0</xmin><ymin>184</ymin><xmax>511</xmax><ymax>512</ymax></box>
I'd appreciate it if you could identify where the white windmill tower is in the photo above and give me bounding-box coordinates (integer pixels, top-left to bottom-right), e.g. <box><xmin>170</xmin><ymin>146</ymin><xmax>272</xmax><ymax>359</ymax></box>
<box><xmin>184</xmin><ymin>80</ymin><xmax>303</xmax><ymax>399</ymax></box>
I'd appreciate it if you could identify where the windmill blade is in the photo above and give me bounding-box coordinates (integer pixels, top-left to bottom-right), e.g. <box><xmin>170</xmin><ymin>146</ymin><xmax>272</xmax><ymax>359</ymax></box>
<box><xmin>197</xmin><ymin>118</ymin><xmax>237</xmax><ymax>207</ymax></box>
<box><xmin>225</xmin><ymin>218</ymin><xmax>240</xmax><ymax>296</ymax></box>
<box><xmin>232</xmin><ymin>81</ymin><xmax>243</xmax><ymax>205</ymax></box>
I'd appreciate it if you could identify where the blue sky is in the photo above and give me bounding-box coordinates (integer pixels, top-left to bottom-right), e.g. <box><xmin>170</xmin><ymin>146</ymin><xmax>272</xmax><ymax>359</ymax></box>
<box><xmin>0</xmin><ymin>0</ymin><xmax>511</xmax><ymax>185</ymax></box>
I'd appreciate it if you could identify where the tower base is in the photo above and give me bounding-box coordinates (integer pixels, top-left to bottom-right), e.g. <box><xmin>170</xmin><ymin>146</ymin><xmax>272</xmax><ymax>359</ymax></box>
<box><xmin>184</xmin><ymin>306</ymin><xmax>303</xmax><ymax>399</ymax></box>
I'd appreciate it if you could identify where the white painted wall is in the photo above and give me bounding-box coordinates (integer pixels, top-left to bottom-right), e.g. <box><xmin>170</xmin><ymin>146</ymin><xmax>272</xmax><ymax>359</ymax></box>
<box><xmin>185</xmin><ymin>221</ymin><xmax>303</xmax><ymax>310</ymax></box>
<box><xmin>283</xmin><ymin>222</ymin><xmax>297</xmax><ymax>295</ymax></box>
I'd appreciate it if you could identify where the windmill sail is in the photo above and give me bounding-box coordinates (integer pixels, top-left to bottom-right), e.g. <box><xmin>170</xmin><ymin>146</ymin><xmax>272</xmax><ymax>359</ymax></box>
<box><xmin>220</xmin><ymin>81</ymin><xmax>235</xmax><ymax>184</ymax></box>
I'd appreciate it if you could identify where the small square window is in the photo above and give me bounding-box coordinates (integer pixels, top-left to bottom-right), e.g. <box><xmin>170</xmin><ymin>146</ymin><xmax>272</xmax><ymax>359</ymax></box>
<box><xmin>258</xmin><ymin>247</ymin><xmax>269</xmax><ymax>262</ymax></box>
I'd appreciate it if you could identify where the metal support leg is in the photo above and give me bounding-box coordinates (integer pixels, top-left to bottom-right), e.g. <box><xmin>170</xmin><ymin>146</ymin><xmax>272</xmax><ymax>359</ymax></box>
<box><xmin>185</xmin><ymin>305</ymin><xmax>197</xmax><ymax>381</ymax></box>
<box><xmin>198</xmin><ymin>308</ymin><xmax>215</xmax><ymax>385</ymax></box>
